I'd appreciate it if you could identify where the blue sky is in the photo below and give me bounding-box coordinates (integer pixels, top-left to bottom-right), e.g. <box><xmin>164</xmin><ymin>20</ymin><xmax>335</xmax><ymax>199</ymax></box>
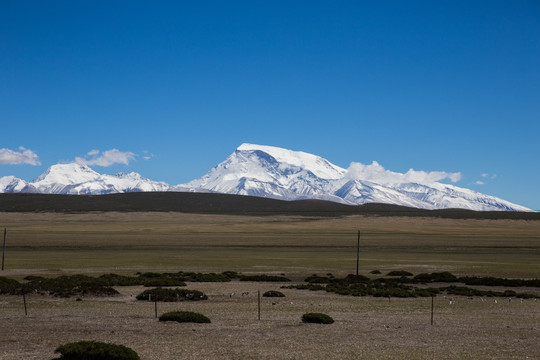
<box><xmin>1</xmin><ymin>1</ymin><xmax>539</xmax><ymax>209</ymax></box>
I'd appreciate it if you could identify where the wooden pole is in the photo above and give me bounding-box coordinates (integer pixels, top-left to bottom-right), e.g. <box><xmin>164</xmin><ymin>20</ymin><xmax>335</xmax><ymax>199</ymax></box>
<box><xmin>356</xmin><ymin>230</ymin><xmax>360</xmax><ymax>276</ymax></box>
<box><xmin>23</xmin><ymin>292</ymin><xmax>28</xmax><ymax>316</ymax></box>
<box><xmin>431</xmin><ymin>296</ymin><xmax>434</xmax><ymax>326</ymax></box>
<box><xmin>258</xmin><ymin>290</ymin><xmax>261</xmax><ymax>321</ymax></box>
<box><xmin>2</xmin><ymin>228</ymin><xmax>6</xmax><ymax>271</ymax></box>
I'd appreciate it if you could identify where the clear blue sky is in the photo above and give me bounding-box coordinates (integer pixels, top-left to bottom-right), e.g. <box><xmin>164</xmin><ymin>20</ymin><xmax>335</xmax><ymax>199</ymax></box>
<box><xmin>1</xmin><ymin>1</ymin><xmax>539</xmax><ymax>209</ymax></box>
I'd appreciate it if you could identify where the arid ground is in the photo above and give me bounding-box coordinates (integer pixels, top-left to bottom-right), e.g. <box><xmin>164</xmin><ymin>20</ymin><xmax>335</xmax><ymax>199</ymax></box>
<box><xmin>1</xmin><ymin>211</ymin><xmax>539</xmax><ymax>359</ymax></box>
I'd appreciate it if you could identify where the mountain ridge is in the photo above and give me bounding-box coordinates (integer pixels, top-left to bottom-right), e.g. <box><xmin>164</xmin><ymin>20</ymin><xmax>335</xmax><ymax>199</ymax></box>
<box><xmin>0</xmin><ymin>144</ymin><xmax>532</xmax><ymax>212</ymax></box>
<box><xmin>1</xmin><ymin>192</ymin><xmax>538</xmax><ymax>220</ymax></box>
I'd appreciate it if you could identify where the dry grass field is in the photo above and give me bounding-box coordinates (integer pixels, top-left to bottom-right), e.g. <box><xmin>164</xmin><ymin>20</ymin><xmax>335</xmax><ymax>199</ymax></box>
<box><xmin>1</xmin><ymin>211</ymin><xmax>540</xmax><ymax>359</ymax></box>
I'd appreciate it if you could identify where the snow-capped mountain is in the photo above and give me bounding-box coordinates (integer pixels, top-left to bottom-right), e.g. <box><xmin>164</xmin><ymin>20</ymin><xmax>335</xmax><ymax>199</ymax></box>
<box><xmin>181</xmin><ymin>143</ymin><xmax>347</xmax><ymax>203</ymax></box>
<box><xmin>0</xmin><ymin>144</ymin><xmax>532</xmax><ymax>211</ymax></box>
<box><xmin>0</xmin><ymin>176</ymin><xmax>28</xmax><ymax>193</ymax></box>
<box><xmin>177</xmin><ymin>143</ymin><xmax>531</xmax><ymax>212</ymax></box>
<box><xmin>1</xmin><ymin>163</ymin><xmax>170</xmax><ymax>195</ymax></box>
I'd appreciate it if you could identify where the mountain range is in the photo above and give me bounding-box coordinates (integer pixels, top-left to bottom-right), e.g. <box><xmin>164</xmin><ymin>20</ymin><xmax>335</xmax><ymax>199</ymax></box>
<box><xmin>0</xmin><ymin>143</ymin><xmax>531</xmax><ymax>212</ymax></box>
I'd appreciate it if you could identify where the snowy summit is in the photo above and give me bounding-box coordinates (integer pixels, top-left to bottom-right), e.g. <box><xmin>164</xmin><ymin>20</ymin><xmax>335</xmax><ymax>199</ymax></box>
<box><xmin>0</xmin><ymin>144</ymin><xmax>532</xmax><ymax>212</ymax></box>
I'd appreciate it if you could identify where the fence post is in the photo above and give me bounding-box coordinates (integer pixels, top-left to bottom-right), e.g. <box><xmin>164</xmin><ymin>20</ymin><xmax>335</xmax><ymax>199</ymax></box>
<box><xmin>23</xmin><ymin>292</ymin><xmax>28</xmax><ymax>316</ymax></box>
<box><xmin>2</xmin><ymin>228</ymin><xmax>6</xmax><ymax>271</ymax></box>
<box><xmin>431</xmin><ymin>296</ymin><xmax>434</xmax><ymax>326</ymax></box>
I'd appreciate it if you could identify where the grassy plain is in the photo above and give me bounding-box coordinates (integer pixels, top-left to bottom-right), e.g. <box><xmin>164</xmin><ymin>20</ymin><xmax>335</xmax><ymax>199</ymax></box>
<box><xmin>1</xmin><ymin>211</ymin><xmax>540</xmax><ymax>359</ymax></box>
<box><xmin>1</xmin><ymin>211</ymin><xmax>539</xmax><ymax>278</ymax></box>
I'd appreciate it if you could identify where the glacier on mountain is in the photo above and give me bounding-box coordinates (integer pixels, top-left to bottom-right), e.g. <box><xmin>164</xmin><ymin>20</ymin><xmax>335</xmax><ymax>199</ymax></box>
<box><xmin>0</xmin><ymin>144</ymin><xmax>532</xmax><ymax>211</ymax></box>
<box><xmin>177</xmin><ymin>143</ymin><xmax>531</xmax><ymax>212</ymax></box>
<box><xmin>1</xmin><ymin>163</ymin><xmax>170</xmax><ymax>195</ymax></box>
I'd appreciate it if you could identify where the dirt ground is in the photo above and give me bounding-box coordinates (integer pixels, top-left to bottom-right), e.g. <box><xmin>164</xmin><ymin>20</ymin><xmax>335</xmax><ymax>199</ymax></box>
<box><xmin>1</xmin><ymin>281</ymin><xmax>539</xmax><ymax>360</ymax></box>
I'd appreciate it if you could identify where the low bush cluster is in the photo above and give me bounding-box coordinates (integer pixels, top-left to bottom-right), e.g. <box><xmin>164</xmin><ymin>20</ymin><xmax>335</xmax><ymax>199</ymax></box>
<box><xmin>387</xmin><ymin>270</ymin><xmax>413</xmax><ymax>277</ymax></box>
<box><xmin>239</xmin><ymin>275</ymin><xmax>291</xmax><ymax>282</ymax></box>
<box><xmin>54</xmin><ymin>341</ymin><xmax>140</xmax><ymax>360</ymax></box>
<box><xmin>159</xmin><ymin>311</ymin><xmax>211</xmax><ymax>323</ymax></box>
<box><xmin>0</xmin><ymin>276</ymin><xmax>21</xmax><ymax>294</ymax></box>
<box><xmin>263</xmin><ymin>290</ymin><xmax>285</xmax><ymax>297</ymax></box>
<box><xmin>413</xmin><ymin>272</ymin><xmax>458</xmax><ymax>283</ymax></box>
<box><xmin>301</xmin><ymin>313</ymin><xmax>334</xmax><ymax>324</ymax></box>
<box><xmin>136</xmin><ymin>287</ymin><xmax>208</xmax><ymax>302</ymax></box>
<box><xmin>282</xmin><ymin>284</ymin><xmax>326</xmax><ymax>291</ymax></box>
<box><xmin>288</xmin><ymin>272</ymin><xmax>538</xmax><ymax>299</ymax></box>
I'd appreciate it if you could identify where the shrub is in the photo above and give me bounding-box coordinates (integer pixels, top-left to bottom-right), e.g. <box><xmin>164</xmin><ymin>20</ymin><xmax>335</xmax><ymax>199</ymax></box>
<box><xmin>413</xmin><ymin>272</ymin><xmax>458</xmax><ymax>283</ymax></box>
<box><xmin>54</xmin><ymin>341</ymin><xmax>140</xmax><ymax>360</ymax></box>
<box><xmin>282</xmin><ymin>284</ymin><xmax>326</xmax><ymax>291</ymax></box>
<box><xmin>370</xmin><ymin>270</ymin><xmax>382</xmax><ymax>274</ymax></box>
<box><xmin>177</xmin><ymin>271</ymin><xmax>231</xmax><ymax>282</ymax></box>
<box><xmin>304</xmin><ymin>275</ymin><xmax>332</xmax><ymax>283</ymax></box>
<box><xmin>301</xmin><ymin>313</ymin><xmax>334</xmax><ymax>324</ymax></box>
<box><xmin>136</xmin><ymin>287</ymin><xmax>207</xmax><ymax>302</ymax></box>
<box><xmin>0</xmin><ymin>276</ymin><xmax>21</xmax><ymax>294</ymax></box>
<box><xmin>240</xmin><ymin>275</ymin><xmax>290</xmax><ymax>282</ymax></box>
<box><xmin>159</xmin><ymin>311</ymin><xmax>211</xmax><ymax>323</ymax></box>
<box><xmin>387</xmin><ymin>270</ymin><xmax>413</xmax><ymax>277</ymax></box>
<box><xmin>263</xmin><ymin>290</ymin><xmax>285</xmax><ymax>297</ymax></box>
<box><xmin>342</xmin><ymin>274</ymin><xmax>370</xmax><ymax>284</ymax></box>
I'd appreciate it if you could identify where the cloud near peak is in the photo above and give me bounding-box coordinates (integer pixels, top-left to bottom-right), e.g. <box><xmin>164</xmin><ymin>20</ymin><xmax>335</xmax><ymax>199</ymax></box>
<box><xmin>76</xmin><ymin>149</ymin><xmax>135</xmax><ymax>167</ymax></box>
<box><xmin>345</xmin><ymin>161</ymin><xmax>462</xmax><ymax>185</ymax></box>
<box><xmin>0</xmin><ymin>147</ymin><xmax>41</xmax><ymax>165</ymax></box>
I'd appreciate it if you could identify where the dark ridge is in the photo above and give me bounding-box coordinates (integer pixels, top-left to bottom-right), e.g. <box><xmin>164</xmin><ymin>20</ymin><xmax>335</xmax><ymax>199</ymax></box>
<box><xmin>0</xmin><ymin>192</ymin><xmax>538</xmax><ymax>219</ymax></box>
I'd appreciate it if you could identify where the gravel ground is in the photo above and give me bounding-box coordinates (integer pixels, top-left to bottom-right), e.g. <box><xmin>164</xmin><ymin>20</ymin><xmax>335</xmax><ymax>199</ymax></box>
<box><xmin>1</xmin><ymin>282</ymin><xmax>539</xmax><ymax>360</ymax></box>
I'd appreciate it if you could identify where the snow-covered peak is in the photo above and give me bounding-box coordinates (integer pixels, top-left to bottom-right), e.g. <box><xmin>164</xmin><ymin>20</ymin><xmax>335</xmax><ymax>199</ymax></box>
<box><xmin>237</xmin><ymin>143</ymin><xmax>345</xmax><ymax>180</ymax></box>
<box><xmin>33</xmin><ymin>163</ymin><xmax>101</xmax><ymax>185</ymax></box>
<box><xmin>0</xmin><ymin>176</ymin><xmax>28</xmax><ymax>193</ymax></box>
<box><xmin>0</xmin><ymin>144</ymin><xmax>532</xmax><ymax>212</ymax></box>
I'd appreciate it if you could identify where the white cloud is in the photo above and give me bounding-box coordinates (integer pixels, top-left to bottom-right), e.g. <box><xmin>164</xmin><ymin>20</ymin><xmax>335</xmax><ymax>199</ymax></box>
<box><xmin>0</xmin><ymin>147</ymin><xmax>41</xmax><ymax>165</ymax></box>
<box><xmin>142</xmin><ymin>150</ymin><xmax>156</xmax><ymax>161</ymax></box>
<box><xmin>76</xmin><ymin>149</ymin><xmax>136</xmax><ymax>167</ymax></box>
<box><xmin>345</xmin><ymin>161</ymin><xmax>462</xmax><ymax>185</ymax></box>
<box><xmin>475</xmin><ymin>180</ymin><xmax>485</xmax><ymax>185</ymax></box>
<box><xmin>481</xmin><ymin>173</ymin><xmax>497</xmax><ymax>180</ymax></box>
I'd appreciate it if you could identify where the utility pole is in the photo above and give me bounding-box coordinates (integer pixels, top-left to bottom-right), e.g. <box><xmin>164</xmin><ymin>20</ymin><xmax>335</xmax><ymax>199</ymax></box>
<box><xmin>356</xmin><ymin>230</ymin><xmax>360</xmax><ymax>276</ymax></box>
<box><xmin>2</xmin><ymin>228</ymin><xmax>6</xmax><ymax>271</ymax></box>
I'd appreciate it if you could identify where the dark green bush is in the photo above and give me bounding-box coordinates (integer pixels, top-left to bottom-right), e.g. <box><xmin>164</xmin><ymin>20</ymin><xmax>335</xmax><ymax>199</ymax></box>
<box><xmin>263</xmin><ymin>290</ymin><xmax>285</xmax><ymax>297</ymax></box>
<box><xmin>387</xmin><ymin>270</ymin><xmax>413</xmax><ymax>277</ymax></box>
<box><xmin>239</xmin><ymin>275</ymin><xmax>290</xmax><ymax>282</ymax></box>
<box><xmin>24</xmin><ymin>275</ymin><xmax>119</xmax><ymax>297</ymax></box>
<box><xmin>301</xmin><ymin>312</ymin><xmax>334</xmax><ymax>324</ymax></box>
<box><xmin>342</xmin><ymin>274</ymin><xmax>370</xmax><ymax>284</ymax></box>
<box><xmin>176</xmin><ymin>271</ymin><xmax>232</xmax><ymax>282</ymax></box>
<box><xmin>159</xmin><ymin>311</ymin><xmax>211</xmax><ymax>323</ymax></box>
<box><xmin>370</xmin><ymin>270</ymin><xmax>382</xmax><ymax>274</ymax></box>
<box><xmin>221</xmin><ymin>271</ymin><xmax>239</xmax><ymax>279</ymax></box>
<box><xmin>413</xmin><ymin>272</ymin><xmax>458</xmax><ymax>283</ymax></box>
<box><xmin>54</xmin><ymin>340</ymin><xmax>140</xmax><ymax>360</ymax></box>
<box><xmin>136</xmin><ymin>287</ymin><xmax>207</xmax><ymax>302</ymax></box>
<box><xmin>304</xmin><ymin>275</ymin><xmax>332</xmax><ymax>283</ymax></box>
<box><xmin>0</xmin><ymin>276</ymin><xmax>21</xmax><ymax>294</ymax></box>
<box><xmin>282</xmin><ymin>284</ymin><xmax>326</xmax><ymax>291</ymax></box>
